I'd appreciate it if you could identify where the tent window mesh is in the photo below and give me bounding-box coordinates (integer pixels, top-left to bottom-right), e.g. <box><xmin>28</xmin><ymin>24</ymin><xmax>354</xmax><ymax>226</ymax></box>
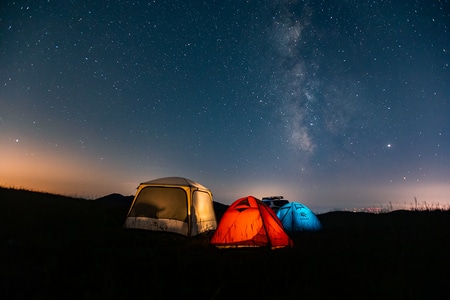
<box><xmin>236</xmin><ymin>199</ymin><xmax>250</xmax><ymax>207</ymax></box>
<box><xmin>192</xmin><ymin>191</ymin><xmax>215</xmax><ymax>222</ymax></box>
<box><xmin>129</xmin><ymin>187</ymin><xmax>187</xmax><ymax>221</ymax></box>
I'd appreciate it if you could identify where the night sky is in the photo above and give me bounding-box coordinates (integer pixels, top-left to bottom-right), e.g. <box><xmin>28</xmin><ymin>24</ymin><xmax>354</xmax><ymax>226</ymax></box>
<box><xmin>1</xmin><ymin>0</ymin><xmax>449</xmax><ymax>212</ymax></box>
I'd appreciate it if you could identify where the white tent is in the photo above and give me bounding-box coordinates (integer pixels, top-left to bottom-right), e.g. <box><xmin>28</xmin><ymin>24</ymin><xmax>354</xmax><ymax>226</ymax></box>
<box><xmin>124</xmin><ymin>177</ymin><xmax>217</xmax><ymax>236</ymax></box>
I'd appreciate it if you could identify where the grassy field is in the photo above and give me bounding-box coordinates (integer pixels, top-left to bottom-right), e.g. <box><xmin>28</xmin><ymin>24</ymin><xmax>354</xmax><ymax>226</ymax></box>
<box><xmin>1</xmin><ymin>186</ymin><xmax>450</xmax><ymax>299</ymax></box>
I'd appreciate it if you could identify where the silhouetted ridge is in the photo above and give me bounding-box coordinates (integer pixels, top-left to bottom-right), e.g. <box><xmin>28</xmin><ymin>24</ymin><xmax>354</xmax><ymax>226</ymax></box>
<box><xmin>95</xmin><ymin>193</ymin><xmax>134</xmax><ymax>205</ymax></box>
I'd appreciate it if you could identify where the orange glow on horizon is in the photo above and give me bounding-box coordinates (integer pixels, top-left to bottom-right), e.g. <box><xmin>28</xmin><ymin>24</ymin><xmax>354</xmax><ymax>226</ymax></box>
<box><xmin>2</xmin><ymin>138</ymin><xmax>449</xmax><ymax>208</ymax></box>
<box><xmin>0</xmin><ymin>139</ymin><xmax>137</xmax><ymax>198</ymax></box>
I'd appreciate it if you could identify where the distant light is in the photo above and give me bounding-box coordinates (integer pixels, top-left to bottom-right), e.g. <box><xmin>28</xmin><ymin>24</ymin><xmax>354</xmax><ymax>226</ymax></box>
<box><xmin>387</xmin><ymin>144</ymin><xmax>391</xmax><ymax>148</ymax></box>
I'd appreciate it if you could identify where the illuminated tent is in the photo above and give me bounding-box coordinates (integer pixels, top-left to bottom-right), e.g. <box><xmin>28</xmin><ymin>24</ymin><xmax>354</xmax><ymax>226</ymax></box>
<box><xmin>276</xmin><ymin>202</ymin><xmax>322</xmax><ymax>231</ymax></box>
<box><xmin>124</xmin><ymin>177</ymin><xmax>217</xmax><ymax>236</ymax></box>
<box><xmin>210</xmin><ymin>196</ymin><xmax>293</xmax><ymax>249</ymax></box>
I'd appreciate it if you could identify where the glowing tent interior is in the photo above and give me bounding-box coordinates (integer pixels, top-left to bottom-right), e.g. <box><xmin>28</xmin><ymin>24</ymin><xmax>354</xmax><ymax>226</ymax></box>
<box><xmin>276</xmin><ymin>202</ymin><xmax>322</xmax><ymax>231</ymax></box>
<box><xmin>124</xmin><ymin>177</ymin><xmax>217</xmax><ymax>236</ymax></box>
<box><xmin>210</xmin><ymin>195</ymin><xmax>293</xmax><ymax>249</ymax></box>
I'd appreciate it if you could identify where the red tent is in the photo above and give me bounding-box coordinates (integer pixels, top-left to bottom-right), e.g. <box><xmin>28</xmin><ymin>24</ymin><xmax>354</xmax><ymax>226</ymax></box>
<box><xmin>210</xmin><ymin>196</ymin><xmax>293</xmax><ymax>249</ymax></box>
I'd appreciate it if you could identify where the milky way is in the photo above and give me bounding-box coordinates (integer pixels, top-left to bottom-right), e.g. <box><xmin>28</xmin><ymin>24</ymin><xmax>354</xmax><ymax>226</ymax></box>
<box><xmin>1</xmin><ymin>1</ymin><xmax>449</xmax><ymax>211</ymax></box>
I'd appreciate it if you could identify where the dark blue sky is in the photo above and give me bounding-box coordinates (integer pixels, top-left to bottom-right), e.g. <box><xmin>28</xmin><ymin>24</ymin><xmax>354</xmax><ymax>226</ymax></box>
<box><xmin>1</xmin><ymin>0</ymin><xmax>449</xmax><ymax>211</ymax></box>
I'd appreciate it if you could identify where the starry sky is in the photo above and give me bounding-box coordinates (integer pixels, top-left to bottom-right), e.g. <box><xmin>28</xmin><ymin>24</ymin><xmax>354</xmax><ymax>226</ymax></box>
<box><xmin>1</xmin><ymin>0</ymin><xmax>449</xmax><ymax>212</ymax></box>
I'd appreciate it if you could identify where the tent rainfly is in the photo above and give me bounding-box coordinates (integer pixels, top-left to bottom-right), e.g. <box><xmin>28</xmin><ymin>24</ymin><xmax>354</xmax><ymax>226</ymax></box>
<box><xmin>276</xmin><ymin>202</ymin><xmax>322</xmax><ymax>231</ymax></box>
<box><xmin>210</xmin><ymin>195</ymin><xmax>293</xmax><ymax>249</ymax></box>
<box><xmin>124</xmin><ymin>177</ymin><xmax>217</xmax><ymax>236</ymax></box>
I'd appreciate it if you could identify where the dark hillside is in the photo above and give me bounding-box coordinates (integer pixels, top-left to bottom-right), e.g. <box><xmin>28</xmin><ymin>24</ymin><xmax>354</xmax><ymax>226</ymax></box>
<box><xmin>1</xmin><ymin>187</ymin><xmax>450</xmax><ymax>299</ymax></box>
<box><xmin>213</xmin><ymin>200</ymin><xmax>229</xmax><ymax>221</ymax></box>
<box><xmin>1</xmin><ymin>187</ymin><xmax>99</xmax><ymax>235</ymax></box>
<box><xmin>318</xmin><ymin>209</ymin><xmax>450</xmax><ymax>238</ymax></box>
<box><xmin>94</xmin><ymin>193</ymin><xmax>134</xmax><ymax>227</ymax></box>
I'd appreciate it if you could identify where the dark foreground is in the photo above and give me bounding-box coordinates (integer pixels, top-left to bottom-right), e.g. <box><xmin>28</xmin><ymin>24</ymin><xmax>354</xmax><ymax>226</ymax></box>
<box><xmin>1</xmin><ymin>187</ymin><xmax>450</xmax><ymax>299</ymax></box>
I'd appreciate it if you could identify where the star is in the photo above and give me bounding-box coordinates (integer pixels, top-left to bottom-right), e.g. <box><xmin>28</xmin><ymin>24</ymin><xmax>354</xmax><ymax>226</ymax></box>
<box><xmin>0</xmin><ymin>0</ymin><xmax>448</xmax><ymax>210</ymax></box>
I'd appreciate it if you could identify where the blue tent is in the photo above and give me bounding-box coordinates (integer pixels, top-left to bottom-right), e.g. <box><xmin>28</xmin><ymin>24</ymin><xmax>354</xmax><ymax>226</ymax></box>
<box><xmin>276</xmin><ymin>202</ymin><xmax>322</xmax><ymax>231</ymax></box>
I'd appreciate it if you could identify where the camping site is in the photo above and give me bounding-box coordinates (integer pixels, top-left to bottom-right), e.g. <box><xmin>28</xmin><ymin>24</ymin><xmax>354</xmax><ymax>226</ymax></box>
<box><xmin>1</xmin><ymin>186</ymin><xmax>450</xmax><ymax>299</ymax></box>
